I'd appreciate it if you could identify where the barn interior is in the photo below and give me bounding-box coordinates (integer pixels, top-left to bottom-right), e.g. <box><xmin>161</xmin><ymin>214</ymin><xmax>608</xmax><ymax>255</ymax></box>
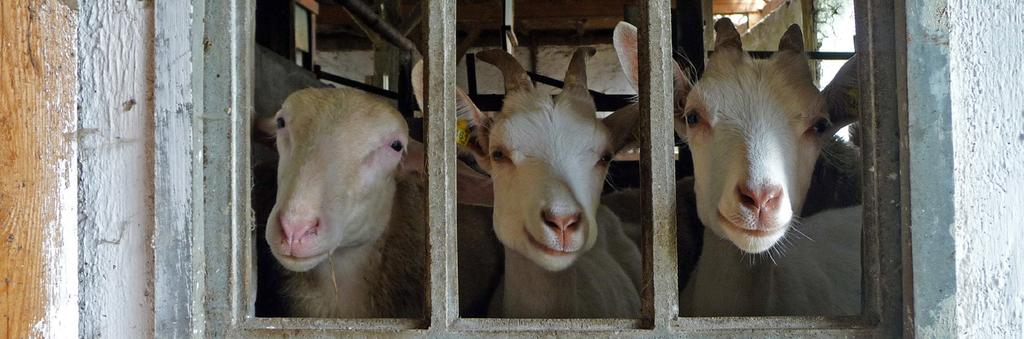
<box><xmin>250</xmin><ymin>0</ymin><xmax>857</xmax><ymax>318</ymax></box>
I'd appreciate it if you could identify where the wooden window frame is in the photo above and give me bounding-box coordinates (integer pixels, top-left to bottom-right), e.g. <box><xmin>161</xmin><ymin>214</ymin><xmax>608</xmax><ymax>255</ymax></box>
<box><xmin>152</xmin><ymin>0</ymin><xmax>921</xmax><ymax>336</ymax></box>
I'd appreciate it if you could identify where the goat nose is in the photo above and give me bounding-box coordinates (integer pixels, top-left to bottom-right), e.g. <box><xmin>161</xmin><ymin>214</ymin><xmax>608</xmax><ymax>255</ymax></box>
<box><xmin>280</xmin><ymin>215</ymin><xmax>320</xmax><ymax>246</ymax></box>
<box><xmin>542</xmin><ymin>210</ymin><xmax>581</xmax><ymax>232</ymax></box>
<box><xmin>738</xmin><ymin>184</ymin><xmax>783</xmax><ymax>213</ymax></box>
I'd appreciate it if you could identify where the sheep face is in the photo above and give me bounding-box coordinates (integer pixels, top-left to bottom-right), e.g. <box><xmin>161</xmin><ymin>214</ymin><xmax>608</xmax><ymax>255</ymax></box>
<box><xmin>613</xmin><ymin>20</ymin><xmax>855</xmax><ymax>254</ymax></box>
<box><xmin>470</xmin><ymin>49</ymin><xmax>610</xmax><ymax>271</ymax></box>
<box><xmin>265</xmin><ymin>88</ymin><xmax>410</xmax><ymax>272</ymax></box>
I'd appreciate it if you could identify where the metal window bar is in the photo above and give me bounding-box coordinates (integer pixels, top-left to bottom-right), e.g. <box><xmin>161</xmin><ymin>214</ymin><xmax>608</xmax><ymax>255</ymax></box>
<box><xmin>167</xmin><ymin>0</ymin><xmax>910</xmax><ymax>336</ymax></box>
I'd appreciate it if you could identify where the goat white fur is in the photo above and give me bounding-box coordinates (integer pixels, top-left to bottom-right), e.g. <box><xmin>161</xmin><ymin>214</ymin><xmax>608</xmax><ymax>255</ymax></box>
<box><xmin>682</xmin><ymin>206</ymin><xmax>862</xmax><ymax>316</ymax></box>
<box><xmin>263</xmin><ymin>88</ymin><xmax>502</xmax><ymax>317</ymax></box>
<box><xmin>428</xmin><ymin>49</ymin><xmax>642</xmax><ymax>317</ymax></box>
<box><xmin>612</xmin><ymin>20</ymin><xmax>862</xmax><ymax>315</ymax></box>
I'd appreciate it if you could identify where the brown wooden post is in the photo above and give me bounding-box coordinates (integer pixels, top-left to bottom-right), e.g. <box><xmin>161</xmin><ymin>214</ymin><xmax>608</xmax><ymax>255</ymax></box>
<box><xmin>0</xmin><ymin>0</ymin><xmax>78</xmax><ymax>337</ymax></box>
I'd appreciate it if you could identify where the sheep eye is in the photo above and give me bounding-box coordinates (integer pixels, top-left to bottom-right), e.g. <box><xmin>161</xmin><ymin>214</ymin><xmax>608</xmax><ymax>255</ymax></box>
<box><xmin>684</xmin><ymin>111</ymin><xmax>700</xmax><ymax>125</ymax></box>
<box><xmin>599</xmin><ymin>153</ymin><xmax>613</xmax><ymax>165</ymax></box>
<box><xmin>490</xmin><ymin>149</ymin><xmax>505</xmax><ymax>161</ymax></box>
<box><xmin>275</xmin><ymin>117</ymin><xmax>286</xmax><ymax>129</ymax></box>
<box><xmin>390</xmin><ymin>140</ymin><xmax>403</xmax><ymax>152</ymax></box>
<box><xmin>812</xmin><ymin>118</ymin><xmax>832</xmax><ymax>135</ymax></box>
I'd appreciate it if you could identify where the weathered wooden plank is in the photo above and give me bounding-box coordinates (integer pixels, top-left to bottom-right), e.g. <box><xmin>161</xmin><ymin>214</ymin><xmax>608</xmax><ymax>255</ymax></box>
<box><xmin>0</xmin><ymin>1</ymin><xmax>78</xmax><ymax>337</ymax></box>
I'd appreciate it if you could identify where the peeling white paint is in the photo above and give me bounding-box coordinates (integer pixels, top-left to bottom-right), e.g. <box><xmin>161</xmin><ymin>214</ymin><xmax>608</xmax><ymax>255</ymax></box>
<box><xmin>77</xmin><ymin>0</ymin><xmax>156</xmax><ymax>337</ymax></box>
<box><xmin>37</xmin><ymin>2</ymin><xmax>81</xmax><ymax>337</ymax></box>
<box><xmin>950</xmin><ymin>0</ymin><xmax>1024</xmax><ymax>336</ymax></box>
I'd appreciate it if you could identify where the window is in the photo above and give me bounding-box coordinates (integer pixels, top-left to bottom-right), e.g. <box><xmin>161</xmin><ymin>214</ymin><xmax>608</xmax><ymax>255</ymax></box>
<box><xmin>154</xmin><ymin>0</ymin><xmax>909</xmax><ymax>336</ymax></box>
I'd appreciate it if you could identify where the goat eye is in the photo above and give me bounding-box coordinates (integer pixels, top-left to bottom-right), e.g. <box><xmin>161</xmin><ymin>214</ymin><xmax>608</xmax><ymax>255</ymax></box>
<box><xmin>390</xmin><ymin>140</ymin><xmax>403</xmax><ymax>152</ymax></box>
<box><xmin>275</xmin><ymin>117</ymin><xmax>286</xmax><ymax>129</ymax></box>
<box><xmin>812</xmin><ymin>118</ymin><xmax>832</xmax><ymax>135</ymax></box>
<box><xmin>490</xmin><ymin>149</ymin><xmax>505</xmax><ymax>161</ymax></box>
<box><xmin>599</xmin><ymin>153</ymin><xmax>613</xmax><ymax>165</ymax></box>
<box><xmin>684</xmin><ymin>111</ymin><xmax>700</xmax><ymax>125</ymax></box>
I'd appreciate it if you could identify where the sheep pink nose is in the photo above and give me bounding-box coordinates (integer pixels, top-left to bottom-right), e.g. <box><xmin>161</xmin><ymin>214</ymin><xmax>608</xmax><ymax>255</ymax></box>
<box><xmin>542</xmin><ymin>210</ymin><xmax>580</xmax><ymax>232</ymax></box>
<box><xmin>280</xmin><ymin>216</ymin><xmax>320</xmax><ymax>246</ymax></box>
<box><xmin>738</xmin><ymin>184</ymin><xmax>783</xmax><ymax>216</ymax></box>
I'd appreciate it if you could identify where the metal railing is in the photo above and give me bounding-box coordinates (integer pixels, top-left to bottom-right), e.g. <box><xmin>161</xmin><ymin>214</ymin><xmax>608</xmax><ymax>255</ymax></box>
<box><xmin>168</xmin><ymin>0</ymin><xmax>911</xmax><ymax>336</ymax></box>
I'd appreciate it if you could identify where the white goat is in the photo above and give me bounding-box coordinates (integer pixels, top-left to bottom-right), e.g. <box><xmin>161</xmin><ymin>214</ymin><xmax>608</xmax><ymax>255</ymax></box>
<box><xmin>263</xmin><ymin>88</ymin><xmax>502</xmax><ymax>317</ymax></box>
<box><xmin>439</xmin><ymin>48</ymin><xmax>642</xmax><ymax>318</ymax></box>
<box><xmin>612</xmin><ymin>20</ymin><xmax>862</xmax><ymax>316</ymax></box>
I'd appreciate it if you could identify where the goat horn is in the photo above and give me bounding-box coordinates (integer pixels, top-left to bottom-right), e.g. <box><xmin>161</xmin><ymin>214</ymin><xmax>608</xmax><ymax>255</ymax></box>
<box><xmin>476</xmin><ymin>49</ymin><xmax>534</xmax><ymax>94</ymax></box>
<box><xmin>563</xmin><ymin>47</ymin><xmax>596</xmax><ymax>96</ymax></box>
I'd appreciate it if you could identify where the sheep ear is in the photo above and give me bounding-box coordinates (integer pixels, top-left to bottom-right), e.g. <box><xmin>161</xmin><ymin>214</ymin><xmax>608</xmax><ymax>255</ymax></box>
<box><xmin>402</xmin><ymin>139</ymin><xmax>494</xmax><ymax>206</ymax></box>
<box><xmin>822</xmin><ymin>55</ymin><xmax>860</xmax><ymax>129</ymax></box>
<box><xmin>778</xmin><ymin>24</ymin><xmax>805</xmax><ymax>53</ymax></box>
<box><xmin>613</xmin><ymin>21</ymin><xmax>640</xmax><ymax>91</ymax></box>
<box><xmin>401</xmin><ymin>138</ymin><xmax>426</xmax><ymax>175</ymax></box>
<box><xmin>252</xmin><ymin>114</ymin><xmax>278</xmax><ymax>148</ymax></box>
<box><xmin>256</xmin><ymin>114</ymin><xmax>277</xmax><ymax>137</ymax></box>
<box><xmin>412</xmin><ymin>60</ymin><xmax>426</xmax><ymax>111</ymax></box>
<box><xmin>455</xmin><ymin>164</ymin><xmax>494</xmax><ymax>207</ymax></box>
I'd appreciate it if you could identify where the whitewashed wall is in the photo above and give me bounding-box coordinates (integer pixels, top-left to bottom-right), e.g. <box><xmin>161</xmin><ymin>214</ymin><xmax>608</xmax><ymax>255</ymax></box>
<box><xmin>950</xmin><ymin>1</ymin><xmax>1024</xmax><ymax>336</ymax></box>
<box><xmin>77</xmin><ymin>0</ymin><xmax>155</xmax><ymax>337</ymax></box>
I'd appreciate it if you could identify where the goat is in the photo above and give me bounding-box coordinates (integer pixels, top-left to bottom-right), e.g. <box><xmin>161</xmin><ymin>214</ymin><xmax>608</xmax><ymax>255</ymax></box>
<box><xmin>425</xmin><ymin>48</ymin><xmax>642</xmax><ymax>318</ymax></box>
<box><xmin>611</xmin><ymin>20</ymin><xmax>862</xmax><ymax>315</ymax></box>
<box><xmin>262</xmin><ymin>88</ymin><xmax>502</xmax><ymax>317</ymax></box>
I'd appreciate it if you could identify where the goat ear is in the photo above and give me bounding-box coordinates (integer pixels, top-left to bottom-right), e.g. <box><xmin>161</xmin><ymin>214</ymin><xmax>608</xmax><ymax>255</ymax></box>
<box><xmin>602</xmin><ymin>104</ymin><xmax>639</xmax><ymax>154</ymax></box>
<box><xmin>613</xmin><ymin>21</ymin><xmax>640</xmax><ymax>91</ymax></box>
<box><xmin>714</xmin><ymin>18</ymin><xmax>743</xmax><ymax>51</ymax></box>
<box><xmin>822</xmin><ymin>55</ymin><xmax>860</xmax><ymax>128</ymax></box>
<box><xmin>778</xmin><ymin>24</ymin><xmax>804</xmax><ymax>53</ymax></box>
<box><xmin>601</xmin><ymin>60</ymin><xmax>691</xmax><ymax>154</ymax></box>
<box><xmin>455</xmin><ymin>89</ymin><xmax>493</xmax><ymax>171</ymax></box>
<box><xmin>672</xmin><ymin>58</ymin><xmax>692</xmax><ymax>116</ymax></box>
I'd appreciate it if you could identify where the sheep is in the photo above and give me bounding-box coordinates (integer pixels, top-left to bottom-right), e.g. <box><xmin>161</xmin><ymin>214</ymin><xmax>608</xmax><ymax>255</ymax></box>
<box><xmin>261</xmin><ymin>87</ymin><xmax>503</xmax><ymax>318</ymax></box>
<box><xmin>610</xmin><ymin>19</ymin><xmax>863</xmax><ymax>316</ymax></box>
<box><xmin>417</xmin><ymin>48</ymin><xmax>643</xmax><ymax>318</ymax></box>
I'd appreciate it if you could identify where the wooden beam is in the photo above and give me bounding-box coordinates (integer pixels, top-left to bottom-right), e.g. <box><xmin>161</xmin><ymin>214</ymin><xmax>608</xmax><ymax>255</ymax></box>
<box><xmin>0</xmin><ymin>1</ymin><xmax>77</xmax><ymax>337</ymax></box>
<box><xmin>296</xmin><ymin>0</ymin><xmax>320</xmax><ymax>14</ymax></box>
<box><xmin>321</xmin><ymin>0</ymin><xmax>638</xmax><ymax>32</ymax></box>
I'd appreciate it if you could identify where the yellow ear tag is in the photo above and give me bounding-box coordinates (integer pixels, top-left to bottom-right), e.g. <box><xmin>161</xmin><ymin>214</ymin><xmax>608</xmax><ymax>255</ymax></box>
<box><xmin>455</xmin><ymin>119</ymin><xmax>470</xmax><ymax>146</ymax></box>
